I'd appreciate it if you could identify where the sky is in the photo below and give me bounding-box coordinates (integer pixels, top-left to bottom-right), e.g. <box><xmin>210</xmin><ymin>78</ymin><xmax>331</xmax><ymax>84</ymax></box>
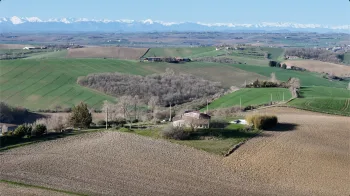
<box><xmin>0</xmin><ymin>0</ymin><xmax>349</xmax><ymax>25</ymax></box>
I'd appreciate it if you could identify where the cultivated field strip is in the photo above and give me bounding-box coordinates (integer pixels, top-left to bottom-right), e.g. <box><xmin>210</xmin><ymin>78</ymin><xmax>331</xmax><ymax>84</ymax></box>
<box><xmin>224</xmin><ymin>107</ymin><xmax>350</xmax><ymax>196</ymax></box>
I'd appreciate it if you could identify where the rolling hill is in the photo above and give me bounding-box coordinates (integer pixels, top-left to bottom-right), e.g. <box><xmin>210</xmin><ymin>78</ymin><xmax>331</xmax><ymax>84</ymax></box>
<box><xmin>0</xmin><ymin>59</ymin><xmax>267</xmax><ymax>110</ymax></box>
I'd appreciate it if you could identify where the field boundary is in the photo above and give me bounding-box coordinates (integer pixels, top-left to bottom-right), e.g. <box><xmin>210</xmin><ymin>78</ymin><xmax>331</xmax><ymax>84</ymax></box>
<box><xmin>0</xmin><ymin>179</ymin><xmax>86</xmax><ymax>196</ymax></box>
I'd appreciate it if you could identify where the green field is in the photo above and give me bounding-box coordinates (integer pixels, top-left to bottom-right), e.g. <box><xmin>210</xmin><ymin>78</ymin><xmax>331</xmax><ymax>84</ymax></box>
<box><xmin>0</xmin><ymin>59</ymin><xmax>153</xmax><ymax>110</ymax></box>
<box><xmin>261</xmin><ymin>47</ymin><xmax>285</xmax><ymax>61</ymax></box>
<box><xmin>288</xmin><ymin>86</ymin><xmax>350</xmax><ymax>116</ymax></box>
<box><xmin>205</xmin><ymin>88</ymin><xmax>292</xmax><ymax>110</ymax></box>
<box><xmin>0</xmin><ymin>59</ymin><xmax>268</xmax><ymax>110</ymax></box>
<box><xmin>143</xmin><ymin>47</ymin><xmax>216</xmax><ymax>58</ymax></box>
<box><xmin>343</xmin><ymin>52</ymin><xmax>350</xmax><ymax>65</ymax></box>
<box><xmin>229</xmin><ymin>64</ymin><xmax>349</xmax><ymax>88</ymax></box>
<box><xmin>26</xmin><ymin>50</ymin><xmax>68</xmax><ymax>59</ymax></box>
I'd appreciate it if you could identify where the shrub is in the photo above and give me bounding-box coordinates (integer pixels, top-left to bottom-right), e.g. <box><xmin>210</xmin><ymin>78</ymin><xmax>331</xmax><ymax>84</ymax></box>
<box><xmin>13</xmin><ymin>125</ymin><xmax>31</xmax><ymax>138</ymax></box>
<box><xmin>245</xmin><ymin>114</ymin><xmax>278</xmax><ymax>130</ymax></box>
<box><xmin>69</xmin><ymin>102</ymin><xmax>92</xmax><ymax>129</ymax></box>
<box><xmin>32</xmin><ymin>124</ymin><xmax>47</xmax><ymax>137</ymax></box>
<box><xmin>97</xmin><ymin>120</ymin><xmax>106</xmax><ymax>126</ymax></box>
<box><xmin>210</xmin><ymin>119</ymin><xmax>229</xmax><ymax>128</ymax></box>
<box><xmin>33</xmin><ymin>115</ymin><xmax>67</xmax><ymax>132</ymax></box>
<box><xmin>282</xmin><ymin>63</ymin><xmax>287</xmax><ymax>69</ymax></box>
<box><xmin>161</xmin><ymin>125</ymin><xmax>189</xmax><ymax>140</ymax></box>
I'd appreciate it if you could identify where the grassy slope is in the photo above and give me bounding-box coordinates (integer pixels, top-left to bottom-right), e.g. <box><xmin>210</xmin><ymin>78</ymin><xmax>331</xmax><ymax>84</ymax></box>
<box><xmin>143</xmin><ymin>47</ymin><xmax>216</xmax><ymax>58</ymax></box>
<box><xmin>261</xmin><ymin>47</ymin><xmax>285</xmax><ymax>61</ymax></box>
<box><xmin>206</xmin><ymin>88</ymin><xmax>292</xmax><ymax>110</ymax></box>
<box><xmin>229</xmin><ymin>64</ymin><xmax>348</xmax><ymax>88</ymax></box>
<box><xmin>26</xmin><ymin>50</ymin><xmax>68</xmax><ymax>59</ymax></box>
<box><xmin>0</xmin><ymin>59</ymin><xmax>152</xmax><ymax>110</ymax></box>
<box><xmin>288</xmin><ymin>86</ymin><xmax>350</xmax><ymax>116</ymax></box>
<box><xmin>0</xmin><ymin>59</ymin><xmax>267</xmax><ymax>110</ymax></box>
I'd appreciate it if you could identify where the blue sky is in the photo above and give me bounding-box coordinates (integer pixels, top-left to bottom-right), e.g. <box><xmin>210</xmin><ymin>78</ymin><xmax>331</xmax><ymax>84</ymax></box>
<box><xmin>0</xmin><ymin>0</ymin><xmax>349</xmax><ymax>25</ymax></box>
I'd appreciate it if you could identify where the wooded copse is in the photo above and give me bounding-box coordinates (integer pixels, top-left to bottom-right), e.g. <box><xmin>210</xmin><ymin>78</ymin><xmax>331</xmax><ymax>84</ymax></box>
<box><xmin>285</xmin><ymin>48</ymin><xmax>344</xmax><ymax>63</ymax></box>
<box><xmin>78</xmin><ymin>70</ymin><xmax>224</xmax><ymax>106</ymax></box>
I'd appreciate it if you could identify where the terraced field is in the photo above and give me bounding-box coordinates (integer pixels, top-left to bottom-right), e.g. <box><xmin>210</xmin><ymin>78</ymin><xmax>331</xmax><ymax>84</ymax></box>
<box><xmin>288</xmin><ymin>86</ymin><xmax>350</xmax><ymax>116</ymax></box>
<box><xmin>205</xmin><ymin>88</ymin><xmax>292</xmax><ymax>110</ymax></box>
<box><xmin>0</xmin><ymin>59</ymin><xmax>267</xmax><ymax>110</ymax></box>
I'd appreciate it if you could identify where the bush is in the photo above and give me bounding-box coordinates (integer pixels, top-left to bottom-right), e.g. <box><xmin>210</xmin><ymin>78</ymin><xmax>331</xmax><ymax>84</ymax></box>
<box><xmin>161</xmin><ymin>125</ymin><xmax>189</xmax><ymax>140</ymax></box>
<box><xmin>13</xmin><ymin>125</ymin><xmax>31</xmax><ymax>138</ymax></box>
<box><xmin>32</xmin><ymin>124</ymin><xmax>47</xmax><ymax>137</ymax></box>
<box><xmin>245</xmin><ymin>114</ymin><xmax>278</xmax><ymax>130</ymax></box>
<box><xmin>210</xmin><ymin>119</ymin><xmax>229</xmax><ymax>128</ymax></box>
<box><xmin>33</xmin><ymin>115</ymin><xmax>67</xmax><ymax>132</ymax></box>
<box><xmin>97</xmin><ymin>120</ymin><xmax>106</xmax><ymax>126</ymax></box>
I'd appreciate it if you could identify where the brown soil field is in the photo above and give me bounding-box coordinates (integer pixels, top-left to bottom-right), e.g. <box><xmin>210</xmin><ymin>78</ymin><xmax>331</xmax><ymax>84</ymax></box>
<box><xmin>0</xmin><ymin>108</ymin><xmax>349</xmax><ymax>195</ymax></box>
<box><xmin>0</xmin><ymin>182</ymin><xmax>68</xmax><ymax>196</ymax></box>
<box><xmin>0</xmin><ymin>44</ymin><xmax>33</xmax><ymax>49</ymax></box>
<box><xmin>67</xmin><ymin>47</ymin><xmax>149</xmax><ymax>60</ymax></box>
<box><xmin>283</xmin><ymin>60</ymin><xmax>350</xmax><ymax>76</ymax></box>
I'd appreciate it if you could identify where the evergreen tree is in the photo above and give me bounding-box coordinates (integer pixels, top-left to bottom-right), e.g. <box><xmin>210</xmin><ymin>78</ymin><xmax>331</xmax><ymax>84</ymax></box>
<box><xmin>69</xmin><ymin>102</ymin><xmax>92</xmax><ymax>129</ymax></box>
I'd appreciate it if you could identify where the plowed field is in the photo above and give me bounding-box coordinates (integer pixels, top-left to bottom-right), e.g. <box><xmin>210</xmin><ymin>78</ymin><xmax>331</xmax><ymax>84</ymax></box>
<box><xmin>0</xmin><ymin>108</ymin><xmax>349</xmax><ymax>196</ymax></box>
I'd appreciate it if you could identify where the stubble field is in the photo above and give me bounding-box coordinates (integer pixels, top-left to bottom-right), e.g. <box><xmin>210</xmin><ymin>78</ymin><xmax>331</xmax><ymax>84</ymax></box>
<box><xmin>0</xmin><ymin>108</ymin><xmax>349</xmax><ymax>196</ymax></box>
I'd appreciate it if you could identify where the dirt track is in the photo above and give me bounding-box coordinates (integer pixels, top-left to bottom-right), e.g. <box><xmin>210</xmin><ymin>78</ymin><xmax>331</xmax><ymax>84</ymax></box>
<box><xmin>0</xmin><ymin>108</ymin><xmax>349</xmax><ymax>195</ymax></box>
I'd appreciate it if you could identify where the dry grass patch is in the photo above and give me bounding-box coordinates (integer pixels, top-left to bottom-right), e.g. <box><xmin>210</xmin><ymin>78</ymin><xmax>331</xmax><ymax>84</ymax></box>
<box><xmin>283</xmin><ymin>60</ymin><xmax>350</xmax><ymax>77</ymax></box>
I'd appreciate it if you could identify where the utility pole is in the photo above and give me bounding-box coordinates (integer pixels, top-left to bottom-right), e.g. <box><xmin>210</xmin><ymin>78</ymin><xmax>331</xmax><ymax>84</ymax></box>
<box><xmin>106</xmin><ymin>107</ymin><xmax>108</xmax><ymax>130</ymax></box>
<box><xmin>283</xmin><ymin>92</ymin><xmax>285</xmax><ymax>102</ymax></box>
<box><xmin>169</xmin><ymin>103</ymin><xmax>172</xmax><ymax>122</ymax></box>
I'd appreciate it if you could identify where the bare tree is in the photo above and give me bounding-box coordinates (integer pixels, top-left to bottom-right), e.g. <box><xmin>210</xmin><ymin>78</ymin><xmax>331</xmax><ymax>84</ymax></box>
<box><xmin>348</xmin><ymin>82</ymin><xmax>350</xmax><ymax>90</ymax></box>
<box><xmin>270</xmin><ymin>72</ymin><xmax>279</xmax><ymax>84</ymax></box>
<box><xmin>148</xmin><ymin>96</ymin><xmax>159</xmax><ymax>118</ymax></box>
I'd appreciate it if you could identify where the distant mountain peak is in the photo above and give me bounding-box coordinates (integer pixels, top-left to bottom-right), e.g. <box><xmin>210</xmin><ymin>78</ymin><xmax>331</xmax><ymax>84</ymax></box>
<box><xmin>0</xmin><ymin>16</ymin><xmax>349</xmax><ymax>33</ymax></box>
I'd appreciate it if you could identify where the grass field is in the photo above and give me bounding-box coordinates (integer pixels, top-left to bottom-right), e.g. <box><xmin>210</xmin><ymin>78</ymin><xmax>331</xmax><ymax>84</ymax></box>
<box><xmin>26</xmin><ymin>50</ymin><xmax>68</xmax><ymax>59</ymax></box>
<box><xmin>229</xmin><ymin>63</ymin><xmax>349</xmax><ymax>88</ymax></box>
<box><xmin>0</xmin><ymin>59</ymin><xmax>267</xmax><ymax>110</ymax></box>
<box><xmin>67</xmin><ymin>47</ymin><xmax>149</xmax><ymax>60</ymax></box>
<box><xmin>261</xmin><ymin>47</ymin><xmax>285</xmax><ymax>61</ymax></box>
<box><xmin>127</xmin><ymin>123</ymin><xmax>259</xmax><ymax>155</ymax></box>
<box><xmin>205</xmin><ymin>88</ymin><xmax>292</xmax><ymax>110</ymax></box>
<box><xmin>343</xmin><ymin>52</ymin><xmax>350</xmax><ymax>65</ymax></box>
<box><xmin>0</xmin><ymin>59</ymin><xmax>153</xmax><ymax>110</ymax></box>
<box><xmin>288</xmin><ymin>86</ymin><xmax>350</xmax><ymax>116</ymax></box>
<box><xmin>143</xmin><ymin>47</ymin><xmax>216</xmax><ymax>58</ymax></box>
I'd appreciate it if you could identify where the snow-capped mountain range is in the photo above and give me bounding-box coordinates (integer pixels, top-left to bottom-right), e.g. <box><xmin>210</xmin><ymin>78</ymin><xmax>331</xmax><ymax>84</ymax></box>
<box><xmin>0</xmin><ymin>16</ymin><xmax>349</xmax><ymax>33</ymax></box>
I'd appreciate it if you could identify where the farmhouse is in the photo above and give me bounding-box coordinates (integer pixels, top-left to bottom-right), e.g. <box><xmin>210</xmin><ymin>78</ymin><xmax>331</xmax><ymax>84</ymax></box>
<box><xmin>173</xmin><ymin>111</ymin><xmax>211</xmax><ymax>129</ymax></box>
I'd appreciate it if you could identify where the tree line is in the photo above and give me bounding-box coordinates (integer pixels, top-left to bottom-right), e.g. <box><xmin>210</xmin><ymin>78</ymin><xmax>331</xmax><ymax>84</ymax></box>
<box><xmin>285</xmin><ymin>48</ymin><xmax>344</xmax><ymax>63</ymax></box>
<box><xmin>78</xmin><ymin>69</ymin><xmax>224</xmax><ymax>106</ymax></box>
